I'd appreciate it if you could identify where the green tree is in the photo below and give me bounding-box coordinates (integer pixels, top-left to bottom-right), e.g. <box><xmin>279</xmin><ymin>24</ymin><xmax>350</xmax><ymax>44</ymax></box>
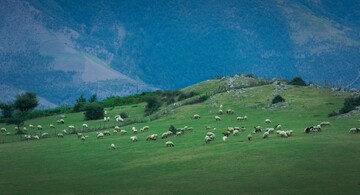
<box><xmin>89</xmin><ymin>94</ymin><xmax>97</xmax><ymax>103</ymax></box>
<box><xmin>144</xmin><ymin>96</ymin><xmax>161</xmax><ymax>116</ymax></box>
<box><xmin>272</xmin><ymin>95</ymin><xmax>285</xmax><ymax>104</ymax></box>
<box><xmin>8</xmin><ymin>92</ymin><xmax>38</xmax><ymax>133</ymax></box>
<box><xmin>0</xmin><ymin>102</ymin><xmax>14</xmax><ymax>118</ymax></box>
<box><xmin>73</xmin><ymin>94</ymin><xmax>87</xmax><ymax>112</ymax></box>
<box><xmin>84</xmin><ymin>103</ymin><xmax>104</xmax><ymax>120</ymax></box>
<box><xmin>289</xmin><ymin>76</ymin><xmax>307</xmax><ymax>86</ymax></box>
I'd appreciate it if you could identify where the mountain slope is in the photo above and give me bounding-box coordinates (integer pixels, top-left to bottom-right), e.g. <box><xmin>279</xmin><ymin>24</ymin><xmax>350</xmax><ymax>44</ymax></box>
<box><xmin>1</xmin><ymin>0</ymin><xmax>359</xmax><ymax>107</ymax></box>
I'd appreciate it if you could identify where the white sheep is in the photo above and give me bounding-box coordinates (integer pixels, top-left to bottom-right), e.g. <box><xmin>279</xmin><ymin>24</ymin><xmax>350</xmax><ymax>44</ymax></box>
<box><xmin>37</xmin><ymin>125</ymin><xmax>43</xmax><ymax>130</ymax></box>
<box><xmin>103</xmin><ymin>131</ymin><xmax>111</xmax><ymax>136</ymax></box>
<box><xmin>218</xmin><ymin>109</ymin><xmax>223</xmax><ymax>115</ymax></box>
<box><xmin>320</xmin><ymin>121</ymin><xmax>331</xmax><ymax>126</ymax></box>
<box><xmin>114</xmin><ymin>126</ymin><xmax>121</xmax><ymax>130</ymax></box>
<box><xmin>41</xmin><ymin>132</ymin><xmax>49</xmax><ymax>138</ymax></box>
<box><xmin>57</xmin><ymin>133</ymin><xmax>64</xmax><ymax>138</ymax></box>
<box><xmin>247</xmin><ymin>134</ymin><xmax>252</xmax><ymax>141</ymax></box>
<box><xmin>63</xmin><ymin>129</ymin><xmax>68</xmax><ymax>134</ymax></box>
<box><xmin>161</xmin><ymin>132</ymin><xmax>168</xmax><ymax>139</ymax></box>
<box><xmin>116</xmin><ymin>117</ymin><xmax>124</xmax><ymax>122</ymax></box>
<box><xmin>206</xmin><ymin>132</ymin><xmax>215</xmax><ymax>140</ymax></box>
<box><xmin>193</xmin><ymin>114</ymin><xmax>200</xmax><ymax>119</ymax></box>
<box><xmin>215</xmin><ymin>116</ymin><xmax>221</xmax><ymax>121</ymax></box>
<box><xmin>285</xmin><ymin>130</ymin><xmax>293</xmax><ymax>136</ymax></box>
<box><xmin>263</xmin><ymin>132</ymin><xmax>269</xmax><ymax>139</ymax></box>
<box><xmin>233</xmin><ymin>130</ymin><xmax>240</xmax><ymax>136</ymax></box>
<box><xmin>265</xmin><ymin>128</ymin><xmax>275</xmax><ymax>133</ymax></box>
<box><xmin>49</xmin><ymin>124</ymin><xmax>55</xmax><ymax>128</ymax></box>
<box><xmin>265</xmin><ymin>119</ymin><xmax>272</xmax><ymax>124</ymax></box>
<box><xmin>274</xmin><ymin>124</ymin><xmax>282</xmax><ymax>130</ymax></box>
<box><xmin>278</xmin><ymin>131</ymin><xmax>288</xmax><ymax>137</ymax></box>
<box><xmin>0</xmin><ymin>128</ymin><xmax>7</xmax><ymax>132</ymax></box>
<box><xmin>222</xmin><ymin>135</ymin><xmax>228</xmax><ymax>142</ymax></box>
<box><xmin>226</xmin><ymin>109</ymin><xmax>234</xmax><ymax>114</ymax></box>
<box><xmin>205</xmin><ymin>135</ymin><xmax>212</xmax><ymax>144</ymax></box>
<box><xmin>29</xmin><ymin>124</ymin><xmax>35</xmax><ymax>128</ymax></box>
<box><xmin>22</xmin><ymin>127</ymin><xmax>27</xmax><ymax>131</ymax></box>
<box><xmin>146</xmin><ymin>134</ymin><xmax>158</xmax><ymax>141</ymax></box>
<box><xmin>132</xmin><ymin>127</ymin><xmax>138</xmax><ymax>134</ymax></box>
<box><xmin>120</xmin><ymin>130</ymin><xmax>127</xmax><ymax>135</ymax></box>
<box><xmin>111</xmin><ymin>143</ymin><xmax>116</xmax><ymax>149</ymax></box>
<box><xmin>80</xmin><ymin>136</ymin><xmax>87</xmax><ymax>141</ymax></box>
<box><xmin>32</xmin><ymin>135</ymin><xmax>40</xmax><ymax>140</ymax></box>
<box><xmin>130</xmin><ymin>136</ymin><xmax>138</xmax><ymax>142</ymax></box>
<box><xmin>165</xmin><ymin>141</ymin><xmax>174</xmax><ymax>147</ymax></box>
<box><xmin>104</xmin><ymin>110</ymin><xmax>107</xmax><ymax>115</ymax></box>
<box><xmin>82</xmin><ymin>124</ymin><xmax>89</xmax><ymax>129</ymax></box>
<box><xmin>113</xmin><ymin>129</ymin><xmax>118</xmax><ymax>134</ymax></box>
<box><xmin>349</xmin><ymin>128</ymin><xmax>359</xmax><ymax>133</ymax></box>
<box><xmin>96</xmin><ymin>132</ymin><xmax>104</xmax><ymax>139</ymax></box>
<box><xmin>57</xmin><ymin>119</ymin><xmax>65</xmax><ymax>124</ymax></box>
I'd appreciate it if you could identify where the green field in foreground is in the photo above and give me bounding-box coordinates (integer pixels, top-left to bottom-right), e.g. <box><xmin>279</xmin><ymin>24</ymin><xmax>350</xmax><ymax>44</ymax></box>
<box><xmin>0</xmin><ymin>83</ymin><xmax>359</xmax><ymax>194</ymax></box>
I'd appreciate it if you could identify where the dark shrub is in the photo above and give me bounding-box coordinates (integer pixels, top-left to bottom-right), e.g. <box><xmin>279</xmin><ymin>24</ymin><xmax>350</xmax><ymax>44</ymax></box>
<box><xmin>272</xmin><ymin>95</ymin><xmax>285</xmax><ymax>104</ymax></box>
<box><xmin>84</xmin><ymin>103</ymin><xmax>104</xmax><ymax>120</ymax></box>
<box><xmin>289</xmin><ymin>76</ymin><xmax>307</xmax><ymax>86</ymax></box>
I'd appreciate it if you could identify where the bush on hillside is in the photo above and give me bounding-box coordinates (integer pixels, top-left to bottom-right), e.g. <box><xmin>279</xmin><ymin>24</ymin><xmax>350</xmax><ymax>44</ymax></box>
<box><xmin>144</xmin><ymin>96</ymin><xmax>162</xmax><ymax>116</ymax></box>
<box><xmin>120</xmin><ymin>112</ymin><xmax>128</xmax><ymax>119</ymax></box>
<box><xmin>84</xmin><ymin>103</ymin><xmax>104</xmax><ymax>120</ymax></box>
<box><xmin>339</xmin><ymin>96</ymin><xmax>360</xmax><ymax>114</ymax></box>
<box><xmin>289</xmin><ymin>76</ymin><xmax>307</xmax><ymax>86</ymax></box>
<box><xmin>182</xmin><ymin>95</ymin><xmax>209</xmax><ymax>105</ymax></box>
<box><xmin>272</xmin><ymin>95</ymin><xmax>285</xmax><ymax>104</ymax></box>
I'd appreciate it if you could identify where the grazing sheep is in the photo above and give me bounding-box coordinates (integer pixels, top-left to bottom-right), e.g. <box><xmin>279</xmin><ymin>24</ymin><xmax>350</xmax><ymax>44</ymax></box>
<box><xmin>57</xmin><ymin>133</ymin><xmax>64</xmax><ymax>138</ymax></box>
<box><xmin>116</xmin><ymin>117</ymin><xmax>124</xmax><ymax>122</ymax></box>
<box><xmin>111</xmin><ymin>143</ymin><xmax>116</xmax><ymax>149</ymax></box>
<box><xmin>96</xmin><ymin>132</ymin><xmax>104</xmax><ymax>139</ymax></box>
<box><xmin>312</xmin><ymin>125</ymin><xmax>321</xmax><ymax>132</ymax></box>
<box><xmin>161</xmin><ymin>132</ymin><xmax>168</xmax><ymax>139</ymax></box>
<box><xmin>247</xmin><ymin>134</ymin><xmax>252</xmax><ymax>141</ymax></box>
<box><xmin>104</xmin><ymin>110</ymin><xmax>107</xmax><ymax>115</ymax></box>
<box><xmin>114</xmin><ymin>126</ymin><xmax>121</xmax><ymax>130</ymax></box>
<box><xmin>82</xmin><ymin>124</ymin><xmax>89</xmax><ymax>129</ymax></box>
<box><xmin>205</xmin><ymin>125</ymin><xmax>211</xmax><ymax>130</ymax></box>
<box><xmin>253</xmin><ymin>126</ymin><xmax>262</xmax><ymax>133</ymax></box>
<box><xmin>63</xmin><ymin>129</ymin><xmax>68</xmax><ymax>134</ymax></box>
<box><xmin>206</xmin><ymin>132</ymin><xmax>216</xmax><ymax>140</ymax></box>
<box><xmin>285</xmin><ymin>130</ymin><xmax>293</xmax><ymax>136</ymax></box>
<box><xmin>41</xmin><ymin>132</ymin><xmax>49</xmax><ymax>138</ymax></box>
<box><xmin>146</xmin><ymin>134</ymin><xmax>158</xmax><ymax>141</ymax></box>
<box><xmin>24</xmin><ymin>134</ymin><xmax>31</xmax><ymax>140</ymax></box>
<box><xmin>240</xmin><ymin>127</ymin><xmax>246</xmax><ymax>132</ymax></box>
<box><xmin>80</xmin><ymin>136</ymin><xmax>88</xmax><ymax>141</ymax></box>
<box><xmin>215</xmin><ymin>116</ymin><xmax>221</xmax><ymax>121</ymax></box>
<box><xmin>222</xmin><ymin>131</ymin><xmax>231</xmax><ymax>137</ymax></box>
<box><xmin>304</xmin><ymin>127</ymin><xmax>313</xmax><ymax>133</ymax></box>
<box><xmin>233</xmin><ymin>130</ymin><xmax>240</xmax><ymax>136</ymax></box>
<box><xmin>265</xmin><ymin>128</ymin><xmax>275</xmax><ymax>133</ymax></box>
<box><xmin>23</xmin><ymin>127</ymin><xmax>27</xmax><ymax>131</ymax></box>
<box><xmin>0</xmin><ymin>128</ymin><xmax>6</xmax><ymax>132</ymax></box>
<box><xmin>32</xmin><ymin>135</ymin><xmax>40</xmax><ymax>140</ymax></box>
<box><xmin>75</xmin><ymin>132</ymin><xmax>83</xmax><ymax>139</ymax></box>
<box><xmin>226</xmin><ymin>109</ymin><xmax>234</xmax><ymax>114</ymax></box>
<box><xmin>132</xmin><ymin>127</ymin><xmax>138</xmax><ymax>134</ymax></box>
<box><xmin>130</xmin><ymin>136</ymin><xmax>138</xmax><ymax>142</ymax></box>
<box><xmin>263</xmin><ymin>132</ymin><xmax>269</xmax><ymax>139</ymax></box>
<box><xmin>120</xmin><ymin>130</ymin><xmax>127</xmax><ymax>135</ymax></box>
<box><xmin>222</xmin><ymin>135</ymin><xmax>228</xmax><ymax>142</ymax></box>
<box><xmin>6</xmin><ymin>132</ymin><xmax>11</xmax><ymax>135</ymax></box>
<box><xmin>57</xmin><ymin>119</ymin><xmax>65</xmax><ymax>124</ymax></box>
<box><xmin>227</xmin><ymin>127</ymin><xmax>234</xmax><ymax>132</ymax></box>
<box><xmin>218</xmin><ymin>109</ymin><xmax>223</xmax><ymax>115</ymax></box>
<box><xmin>29</xmin><ymin>124</ymin><xmax>35</xmax><ymax>128</ymax></box>
<box><xmin>176</xmin><ymin>131</ymin><xmax>183</xmax><ymax>136</ymax></box>
<box><xmin>193</xmin><ymin>114</ymin><xmax>200</xmax><ymax>119</ymax></box>
<box><xmin>113</xmin><ymin>129</ymin><xmax>118</xmax><ymax>134</ymax></box>
<box><xmin>278</xmin><ymin>131</ymin><xmax>288</xmax><ymax>137</ymax></box>
<box><xmin>320</xmin><ymin>121</ymin><xmax>331</xmax><ymax>126</ymax></box>
<box><xmin>349</xmin><ymin>128</ymin><xmax>360</xmax><ymax>133</ymax></box>
<box><xmin>49</xmin><ymin>124</ymin><xmax>55</xmax><ymax>129</ymax></box>
<box><xmin>205</xmin><ymin>135</ymin><xmax>212</xmax><ymax>144</ymax></box>
<box><xmin>37</xmin><ymin>125</ymin><xmax>43</xmax><ymax>130</ymax></box>
<box><xmin>265</xmin><ymin>119</ymin><xmax>272</xmax><ymax>124</ymax></box>
<box><xmin>237</xmin><ymin>116</ymin><xmax>245</xmax><ymax>121</ymax></box>
<box><xmin>165</xmin><ymin>141</ymin><xmax>175</xmax><ymax>147</ymax></box>
<box><xmin>274</xmin><ymin>124</ymin><xmax>282</xmax><ymax>130</ymax></box>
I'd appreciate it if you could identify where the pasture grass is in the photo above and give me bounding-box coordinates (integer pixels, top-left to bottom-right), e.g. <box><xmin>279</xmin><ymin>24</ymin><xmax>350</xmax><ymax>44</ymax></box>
<box><xmin>0</xmin><ymin>84</ymin><xmax>359</xmax><ymax>194</ymax></box>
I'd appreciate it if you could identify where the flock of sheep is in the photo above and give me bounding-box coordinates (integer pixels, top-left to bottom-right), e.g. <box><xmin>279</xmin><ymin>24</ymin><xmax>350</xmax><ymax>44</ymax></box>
<box><xmin>0</xmin><ymin>105</ymin><xmax>358</xmax><ymax>150</ymax></box>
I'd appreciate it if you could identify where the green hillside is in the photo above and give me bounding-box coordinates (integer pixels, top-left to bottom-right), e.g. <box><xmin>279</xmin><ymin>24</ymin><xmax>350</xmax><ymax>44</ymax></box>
<box><xmin>0</xmin><ymin>76</ymin><xmax>359</xmax><ymax>194</ymax></box>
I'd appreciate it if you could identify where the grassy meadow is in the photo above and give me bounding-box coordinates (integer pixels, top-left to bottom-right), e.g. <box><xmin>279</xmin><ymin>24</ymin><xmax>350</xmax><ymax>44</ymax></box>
<box><xmin>0</xmin><ymin>81</ymin><xmax>359</xmax><ymax>194</ymax></box>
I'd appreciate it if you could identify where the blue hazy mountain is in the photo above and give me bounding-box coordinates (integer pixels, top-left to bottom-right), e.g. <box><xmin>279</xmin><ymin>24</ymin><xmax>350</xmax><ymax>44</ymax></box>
<box><xmin>1</xmin><ymin>0</ymin><xmax>359</xmax><ymax>107</ymax></box>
